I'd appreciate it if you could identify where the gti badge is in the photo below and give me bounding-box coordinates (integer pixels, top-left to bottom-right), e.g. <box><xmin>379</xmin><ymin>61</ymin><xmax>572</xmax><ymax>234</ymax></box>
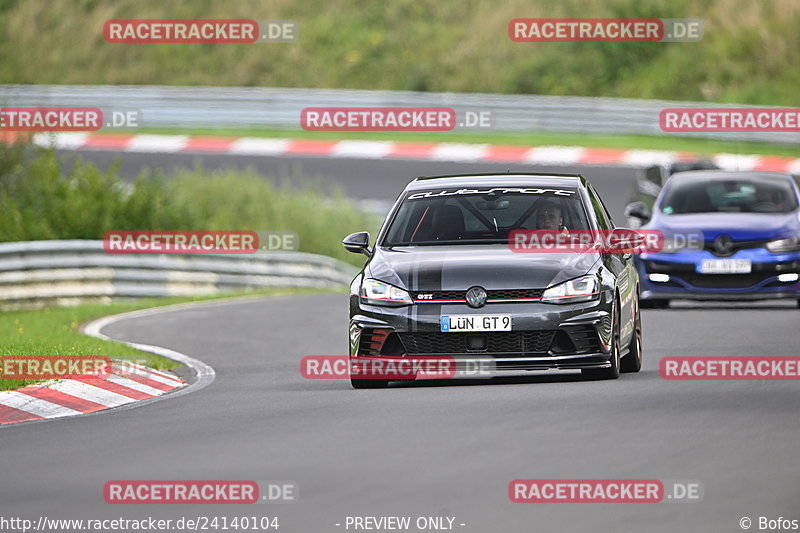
<box><xmin>465</xmin><ymin>286</ymin><xmax>487</xmax><ymax>308</ymax></box>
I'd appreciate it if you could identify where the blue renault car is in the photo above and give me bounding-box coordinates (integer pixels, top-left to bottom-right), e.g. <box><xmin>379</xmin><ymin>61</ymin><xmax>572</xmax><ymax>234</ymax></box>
<box><xmin>625</xmin><ymin>171</ymin><xmax>800</xmax><ymax>308</ymax></box>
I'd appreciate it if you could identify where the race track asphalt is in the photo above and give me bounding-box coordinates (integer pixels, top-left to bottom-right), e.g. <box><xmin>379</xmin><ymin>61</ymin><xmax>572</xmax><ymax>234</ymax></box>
<box><xmin>2</xmin><ymin>152</ymin><xmax>798</xmax><ymax>532</ymax></box>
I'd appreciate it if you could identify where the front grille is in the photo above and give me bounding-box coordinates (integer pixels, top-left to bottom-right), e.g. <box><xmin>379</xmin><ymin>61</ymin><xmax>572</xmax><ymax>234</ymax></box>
<box><xmin>398</xmin><ymin>331</ymin><xmax>556</xmax><ymax>355</ymax></box>
<box><xmin>411</xmin><ymin>288</ymin><xmax>544</xmax><ymax>302</ymax></box>
<box><xmin>411</xmin><ymin>290</ymin><xmax>464</xmax><ymax>301</ymax></box>
<box><xmin>488</xmin><ymin>289</ymin><xmax>545</xmax><ymax>300</ymax></box>
<box><xmin>702</xmin><ymin>239</ymin><xmax>766</xmax><ymax>257</ymax></box>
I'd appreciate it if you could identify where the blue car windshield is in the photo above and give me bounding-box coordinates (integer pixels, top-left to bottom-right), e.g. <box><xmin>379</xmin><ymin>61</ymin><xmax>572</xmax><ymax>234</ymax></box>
<box><xmin>382</xmin><ymin>188</ymin><xmax>590</xmax><ymax>246</ymax></box>
<box><xmin>660</xmin><ymin>178</ymin><xmax>798</xmax><ymax>214</ymax></box>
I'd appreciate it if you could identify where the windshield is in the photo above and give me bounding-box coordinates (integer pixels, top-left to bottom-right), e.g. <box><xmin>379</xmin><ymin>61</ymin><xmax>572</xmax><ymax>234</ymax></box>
<box><xmin>660</xmin><ymin>178</ymin><xmax>798</xmax><ymax>214</ymax></box>
<box><xmin>382</xmin><ymin>187</ymin><xmax>590</xmax><ymax>246</ymax></box>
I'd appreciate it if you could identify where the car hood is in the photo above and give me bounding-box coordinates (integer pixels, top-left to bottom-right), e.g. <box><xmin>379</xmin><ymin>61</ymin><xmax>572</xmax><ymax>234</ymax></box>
<box><xmin>648</xmin><ymin>212</ymin><xmax>800</xmax><ymax>241</ymax></box>
<box><xmin>367</xmin><ymin>245</ymin><xmax>600</xmax><ymax>291</ymax></box>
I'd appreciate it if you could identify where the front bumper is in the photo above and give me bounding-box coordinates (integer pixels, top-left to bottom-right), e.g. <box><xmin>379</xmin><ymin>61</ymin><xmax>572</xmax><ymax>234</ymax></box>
<box><xmin>349</xmin><ymin>297</ymin><xmax>614</xmax><ymax>373</ymax></box>
<box><xmin>637</xmin><ymin>249</ymin><xmax>800</xmax><ymax>301</ymax></box>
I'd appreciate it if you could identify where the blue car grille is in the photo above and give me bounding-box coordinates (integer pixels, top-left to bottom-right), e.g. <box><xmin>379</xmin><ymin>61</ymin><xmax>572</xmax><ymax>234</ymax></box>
<box><xmin>702</xmin><ymin>239</ymin><xmax>767</xmax><ymax>257</ymax></box>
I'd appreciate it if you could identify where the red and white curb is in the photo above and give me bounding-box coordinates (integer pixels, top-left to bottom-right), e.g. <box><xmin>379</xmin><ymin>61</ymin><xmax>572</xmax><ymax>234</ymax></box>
<box><xmin>0</xmin><ymin>362</ymin><xmax>184</xmax><ymax>425</ymax></box>
<box><xmin>0</xmin><ymin>300</ymin><xmax>219</xmax><ymax>427</ymax></box>
<box><xmin>17</xmin><ymin>132</ymin><xmax>800</xmax><ymax>174</ymax></box>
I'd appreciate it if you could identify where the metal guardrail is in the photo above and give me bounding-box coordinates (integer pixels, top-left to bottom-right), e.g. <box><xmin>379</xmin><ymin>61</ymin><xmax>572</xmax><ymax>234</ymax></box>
<box><xmin>0</xmin><ymin>240</ymin><xmax>358</xmax><ymax>308</ymax></box>
<box><xmin>1</xmin><ymin>85</ymin><xmax>798</xmax><ymax>144</ymax></box>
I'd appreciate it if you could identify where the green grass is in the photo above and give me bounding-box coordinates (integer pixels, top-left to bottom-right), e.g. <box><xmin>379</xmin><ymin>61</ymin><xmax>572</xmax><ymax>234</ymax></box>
<box><xmin>0</xmin><ymin>288</ymin><xmax>330</xmax><ymax>391</ymax></box>
<box><xmin>2</xmin><ymin>0</ymin><xmax>800</xmax><ymax>106</ymax></box>
<box><xmin>136</xmin><ymin>127</ymin><xmax>800</xmax><ymax>158</ymax></box>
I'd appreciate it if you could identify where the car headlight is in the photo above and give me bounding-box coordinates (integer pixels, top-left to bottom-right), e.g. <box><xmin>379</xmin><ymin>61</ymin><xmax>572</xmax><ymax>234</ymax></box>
<box><xmin>360</xmin><ymin>279</ymin><xmax>413</xmax><ymax>306</ymax></box>
<box><xmin>541</xmin><ymin>275</ymin><xmax>600</xmax><ymax>304</ymax></box>
<box><xmin>766</xmin><ymin>235</ymin><xmax>800</xmax><ymax>253</ymax></box>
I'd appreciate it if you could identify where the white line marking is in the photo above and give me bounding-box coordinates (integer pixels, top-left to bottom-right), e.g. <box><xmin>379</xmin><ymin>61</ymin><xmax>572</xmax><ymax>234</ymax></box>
<box><xmin>524</xmin><ymin>146</ymin><xmax>585</xmax><ymax>165</ymax></box>
<box><xmin>105</xmin><ymin>375</ymin><xmax>163</xmax><ymax>396</ymax></box>
<box><xmin>48</xmin><ymin>379</ymin><xmax>136</xmax><ymax>408</ymax></box>
<box><xmin>228</xmin><ymin>137</ymin><xmax>290</xmax><ymax>155</ymax></box>
<box><xmin>113</xmin><ymin>363</ymin><xmax>183</xmax><ymax>386</ymax></box>
<box><xmin>713</xmin><ymin>153</ymin><xmax>759</xmax><ymax>171</ymax></box>
<box><xmin>0</xmin><ymin>391</ymin><xmax>82</xmax><ymax>418</ymax></box>
<box><xmin>431</xmin><ymin>143</ymin><xmax>489</xmax><ymax>161</ymax></box>
<box><xmin>622</xmin><ymin>150</ymin><xmax>678</xmax><ymax>166</ymax></box>
<box><xmin>330</xmin><ymin>140</ymin><xmax>394</xmax><ymax>159</ymax></box>
<box><xmin>33</xmin><ymin>132</ymin><xmax>89</xmax><ymax>150</ymax></box>
<box><xmin>126</xmin><ymin>135</ymin><xmax>189</xmax><ymax>153</ymax></box>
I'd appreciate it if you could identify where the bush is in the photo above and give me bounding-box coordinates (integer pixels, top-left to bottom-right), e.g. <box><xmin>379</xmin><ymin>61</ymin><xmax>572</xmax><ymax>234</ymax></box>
<box><xmin>0</xmin><ymin>141</ymin><xmax>378</xmax><ymax>266</ymax></box>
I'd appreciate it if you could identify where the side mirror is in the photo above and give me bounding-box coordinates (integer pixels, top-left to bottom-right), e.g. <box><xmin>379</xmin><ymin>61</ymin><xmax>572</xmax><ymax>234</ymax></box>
<box><xmin>607</xmin><ymin>228</ymin><xmax>645</xmax><ymax>253</ymax></box>
<box><xmin>342</xmin><ymin>231</ymin><xmax>372</xmax><ymax>257</ymax></box>
<box><xmin>624</xmin><ymin>201</ymin><xmax>651</xmax><ymax>222</ymax></box>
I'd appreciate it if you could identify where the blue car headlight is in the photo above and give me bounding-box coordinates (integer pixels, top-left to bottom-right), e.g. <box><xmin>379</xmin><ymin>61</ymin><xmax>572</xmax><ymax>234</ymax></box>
<box><xmin>766</xmin><ymin>235</ymin><xmax>800</xmax><ymax>253</ymax></box>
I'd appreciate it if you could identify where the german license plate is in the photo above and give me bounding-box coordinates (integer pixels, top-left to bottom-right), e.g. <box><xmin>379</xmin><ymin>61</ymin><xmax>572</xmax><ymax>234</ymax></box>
<box><xmin>441</xmin><ymin>314</ymin><xmax>511</xmax><ymax>332</ymax></box>
<box><xmin>699</xmin><ymin>259</ymin><xmax>752</xmax><ymax>274</ymax></box>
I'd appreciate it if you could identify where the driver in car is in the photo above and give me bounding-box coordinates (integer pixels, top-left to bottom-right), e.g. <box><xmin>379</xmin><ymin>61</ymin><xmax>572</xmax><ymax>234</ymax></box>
<box><xmin>536</xmin><ymin>201</ymin><xmax>568</xmax><ymax>232</ymax></box>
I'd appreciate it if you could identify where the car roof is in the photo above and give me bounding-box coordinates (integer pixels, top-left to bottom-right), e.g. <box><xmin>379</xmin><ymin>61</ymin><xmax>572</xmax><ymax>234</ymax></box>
<box><xmin>668</xmin><ymin>170</ymin><xmax>794</xmax><ymax>183</ymax></box>
<box><xmin>405</xmin><ymin>173</ymin><xmax>586</xmax><ymax>191</ymax></box>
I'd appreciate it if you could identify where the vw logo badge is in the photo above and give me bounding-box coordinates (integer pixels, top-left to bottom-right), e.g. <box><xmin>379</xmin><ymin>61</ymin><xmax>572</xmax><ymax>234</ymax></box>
<box><xmin>465</xmin><ymin>286</ymin><xmax>487</xmax><ymax>308</ymax></box>
<box><xmin>714</xmin><ymin>234</ymin><xmax>733</xmax><ymax>255</ymax></box>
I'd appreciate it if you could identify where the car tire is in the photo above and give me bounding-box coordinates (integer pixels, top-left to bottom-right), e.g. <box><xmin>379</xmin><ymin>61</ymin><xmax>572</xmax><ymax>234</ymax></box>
<box><xmin>621</xmin><ymin>292</ymin><xmax>642</xmax><ymax>373</ymax></box>
<box><xmin>582</xmin><ymin>298</ymin><xmax>621</xmax><ymax>380</ymax></box>
<box><xmin>350</xmin><ymin>377</ymin><xmax>389</xmax><ymax>389</ymax></box>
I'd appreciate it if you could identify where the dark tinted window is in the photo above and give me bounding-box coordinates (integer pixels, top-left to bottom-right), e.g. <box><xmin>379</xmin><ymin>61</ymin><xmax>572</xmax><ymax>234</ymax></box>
<box><xmin>382</xmin><ymin>187</ymin><xmax>589</xmax><ymax>245</ymax></box>
<box><xmin>660</xmin><ymin>177</ymin><xmax>798</xmax><ymax>214</ymax></box>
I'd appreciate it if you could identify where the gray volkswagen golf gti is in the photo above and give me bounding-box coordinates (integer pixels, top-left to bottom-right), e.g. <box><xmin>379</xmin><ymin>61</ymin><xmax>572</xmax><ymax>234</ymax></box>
<box><xmin>343</xmin><ymin>173</ymin><xmax>642</xmax><ymax>388</ymax></box>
